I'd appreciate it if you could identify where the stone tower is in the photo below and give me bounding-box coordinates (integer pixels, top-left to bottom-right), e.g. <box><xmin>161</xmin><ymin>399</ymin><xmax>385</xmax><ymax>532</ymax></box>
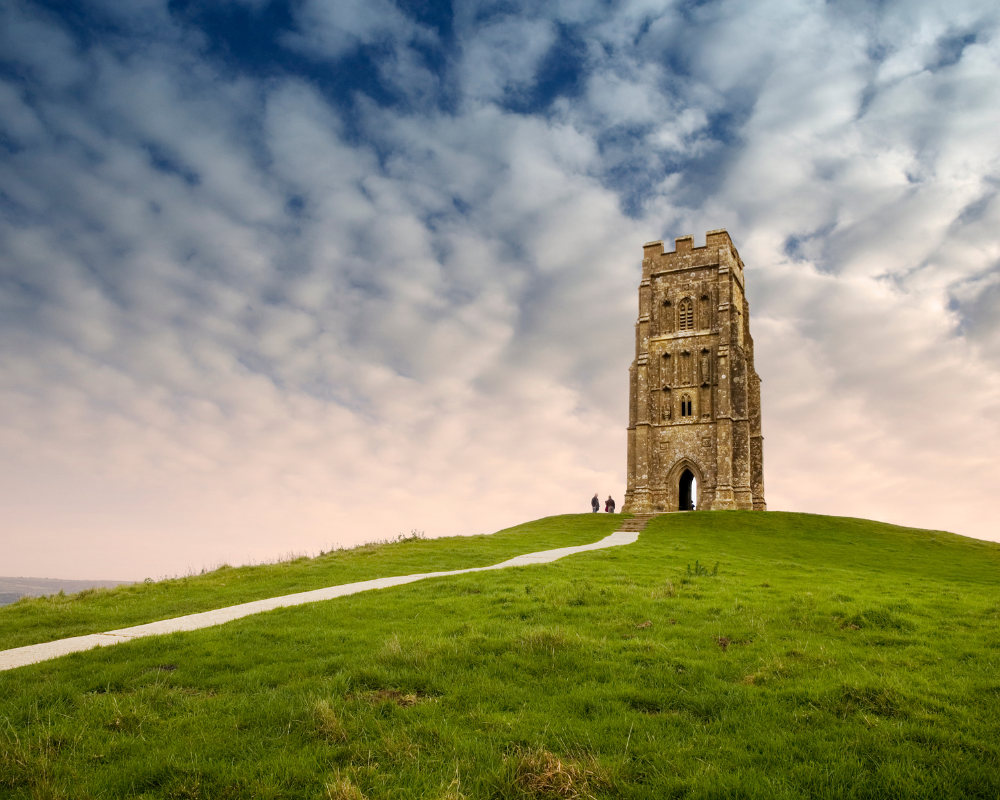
<box><xmin>622</xmin><ymin>229</ymin><xmax>765</xmax><ymax>513</ymax></box>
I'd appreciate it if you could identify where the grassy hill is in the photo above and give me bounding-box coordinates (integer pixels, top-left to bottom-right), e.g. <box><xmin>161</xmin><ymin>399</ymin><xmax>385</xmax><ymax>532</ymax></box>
<box><xmin>0</xmin><ymin>515</ymin><xmax>624</xmax><ymax>652</ymax></box>
<box><xmin>2</xmin><ymin>511</ymin><xmax>999</xmax><ymax>799</ymax></box>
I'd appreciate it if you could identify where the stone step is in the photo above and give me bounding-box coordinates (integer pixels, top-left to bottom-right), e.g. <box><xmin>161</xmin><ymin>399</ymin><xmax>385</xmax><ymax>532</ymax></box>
<box><xmin>615</xmin><ymin>513</ymin><xmax>662</xmax><ymax>533</ymax></box>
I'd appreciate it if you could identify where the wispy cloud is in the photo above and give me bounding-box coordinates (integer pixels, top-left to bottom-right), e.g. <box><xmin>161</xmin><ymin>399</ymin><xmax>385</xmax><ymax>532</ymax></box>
<box><xmin>1</xmin><ymin>0</ymin><xmax>998</xmax><ymax>578</ymax></box>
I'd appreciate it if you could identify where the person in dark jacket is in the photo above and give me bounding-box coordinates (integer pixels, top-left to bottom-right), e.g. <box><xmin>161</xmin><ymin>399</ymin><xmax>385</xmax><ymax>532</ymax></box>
<box><xmin>606</xmin><ymin>495</ymin><xmax>616</xmax><ymax>513</ymax></box>
<box><xmin>591</xmin><ymin>493</ymin><xmax>600</xmax><ymax>512</ymax></box>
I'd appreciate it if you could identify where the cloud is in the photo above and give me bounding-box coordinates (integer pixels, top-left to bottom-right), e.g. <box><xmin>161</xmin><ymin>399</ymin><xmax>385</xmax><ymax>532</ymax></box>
<box><xmin>1</xmin><ymin>0</ymin><xmax>999</xmax><ymax>578</ymax></box>
<box><xmin>457</xmin><ymin>15</ymin><xmax>557</xmax><ymax>104</ymax></box>
<box><xmin>282</xmin><ymin>0</ymin><xmax>434</xmax><ymax>61</ymax></box>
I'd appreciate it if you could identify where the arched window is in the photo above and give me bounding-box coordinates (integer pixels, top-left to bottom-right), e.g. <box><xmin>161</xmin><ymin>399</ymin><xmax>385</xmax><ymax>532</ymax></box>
<box><xmin>678</xmin><ymin>298</ymin><xmax>694</xmax><ymax>331</ymax></box>
<box><xmin>681</xmin><ymin>394</ymin><xmax>693</xmax><ymax>417</ymax></box>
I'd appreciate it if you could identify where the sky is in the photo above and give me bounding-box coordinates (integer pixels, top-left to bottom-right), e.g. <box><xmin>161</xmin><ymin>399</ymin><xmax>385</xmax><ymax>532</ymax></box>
<box><xmin>2</xmin><ymin>0</ymin><xmax>999</xmax><ymax>580</ymax></box>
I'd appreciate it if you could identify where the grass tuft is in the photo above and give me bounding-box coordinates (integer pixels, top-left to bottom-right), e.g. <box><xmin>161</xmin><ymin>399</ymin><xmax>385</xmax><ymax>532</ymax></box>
<box><xmin>438</xmin><ymin>776</ymin><xmax>466</xmax><ymax>800</ymax></box>
<box><xmin>354</xmin><ymin>688</ymin><xmax>425</xmax><ymax>707</ymax></box>
<box><xmin>508</xmin><ymin>748</ymin><xmax>608</xmax><ymax>799</ymax></box>
<box><xmin>324</xmin><ymin>771</ymin><xmax>366</xmax><ymax>800</ymax></box>
<box><xmin>517</xmin><ymin>626</ymin><xmax>569</xmax><ymax>653</ymax></box>
<box><xmin>313</xmin><ymin>699</ymin><xmax>348</xmax><ymax>742</ymax></box>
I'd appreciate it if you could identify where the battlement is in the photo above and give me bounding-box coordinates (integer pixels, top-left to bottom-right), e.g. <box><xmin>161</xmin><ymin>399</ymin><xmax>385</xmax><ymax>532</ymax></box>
<box><xmin>643</xmin><ymin>229</ymin><xmax>734</xmax><ymax>256</ymax></box>
<box><xmin>642</xmin><ymin>229</ymin><xmax>739</xmax><ymax>277</ymax></box>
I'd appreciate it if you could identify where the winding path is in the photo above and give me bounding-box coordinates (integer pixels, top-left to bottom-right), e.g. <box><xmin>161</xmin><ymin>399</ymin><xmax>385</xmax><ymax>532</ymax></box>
<box><xmin>0</xmin><ymin>525</ymin><xmax>648</xmax><ymax>672</ymax></box>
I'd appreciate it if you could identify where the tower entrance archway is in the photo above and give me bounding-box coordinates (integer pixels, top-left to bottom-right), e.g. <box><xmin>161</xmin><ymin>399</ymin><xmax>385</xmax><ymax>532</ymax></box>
<box><xmin>660</xmin><ymin>458</ymin><xmax>704</xmax><ymax>513</ymax></box>
<box><xmin>679</xmin><ymin>469</ymin><xmax>695</xmax><ymax>511</ymax></box>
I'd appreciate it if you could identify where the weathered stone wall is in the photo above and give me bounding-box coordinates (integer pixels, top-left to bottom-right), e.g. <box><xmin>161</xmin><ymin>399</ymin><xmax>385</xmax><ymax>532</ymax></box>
<box><xmin>623</xmin><ymin>229</ymin><xmax>766</xmax><ymax>513</ymax></box>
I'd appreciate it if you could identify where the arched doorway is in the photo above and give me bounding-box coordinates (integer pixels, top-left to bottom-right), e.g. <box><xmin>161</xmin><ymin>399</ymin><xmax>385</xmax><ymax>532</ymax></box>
<box><xmin>666</xmin><ymin>458</ymin><xmax>703</xmax><ymax>513</ymax></box>
<box><xmin>679</xmin><ymin>469</ymin><xmax>695</xmax><ymax>511</ymax></box>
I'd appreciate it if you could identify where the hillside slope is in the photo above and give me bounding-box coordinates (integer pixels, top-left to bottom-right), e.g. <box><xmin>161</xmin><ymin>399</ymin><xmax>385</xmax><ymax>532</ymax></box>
<box><xmin>2</xmin><ymin>511</ymin><xmax>999</xmax><ymax>799</ymax></box>
<box><xmin>0</xmin><ymin>514</ymin><xmax>623</xmax><ymax>652</ymax></box>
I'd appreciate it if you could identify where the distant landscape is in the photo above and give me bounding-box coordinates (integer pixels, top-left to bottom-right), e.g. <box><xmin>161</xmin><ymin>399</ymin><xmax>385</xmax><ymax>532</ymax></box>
<box><xmin>0</xmin><ymin>577</ymin><xmax>132</xmax><ymax>607</ymax></box>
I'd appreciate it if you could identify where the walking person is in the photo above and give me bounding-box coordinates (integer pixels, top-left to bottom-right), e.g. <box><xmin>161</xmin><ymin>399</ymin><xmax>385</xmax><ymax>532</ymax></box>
<box><xmin>591</xmin><ymin>493</ymin><xmax>600</xmax><ymax>513</ymax></box>
<box><xmin>605</xmin><ymin>495</ymin><xmax>616</xmax><ymax>513</ymax></box>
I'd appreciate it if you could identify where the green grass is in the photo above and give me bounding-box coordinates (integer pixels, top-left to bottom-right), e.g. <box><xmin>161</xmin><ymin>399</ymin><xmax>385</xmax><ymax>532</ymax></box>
<box><xmin>0</xmin><ymin>514</ymin><xmax>622</xmax><ymax>652</ymax></box>
<box><xmin>2</xmin><ymin>511</ymin><xmax>1000</xmax><ymax>799</ymax></box>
